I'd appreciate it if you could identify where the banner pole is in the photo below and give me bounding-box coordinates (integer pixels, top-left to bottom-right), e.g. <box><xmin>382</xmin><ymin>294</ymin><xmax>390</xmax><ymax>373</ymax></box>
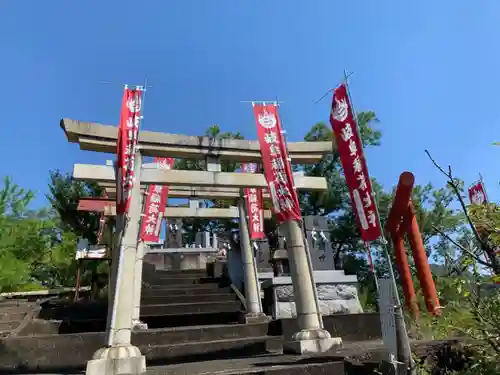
<box><xmin>343</xmin><ymin>70</ymin><xmax>414</xmax><ymax>375</ymax></box>
<box><xmin>479</xmin><ymin>173</ymin><xmax>489</xmax><ymax>202</ymax></box>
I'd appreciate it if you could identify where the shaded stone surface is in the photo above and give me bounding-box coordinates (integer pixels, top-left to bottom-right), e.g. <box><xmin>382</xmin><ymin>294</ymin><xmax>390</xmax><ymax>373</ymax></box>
<box><xmin>269</xmin><ymin>284</ymin><xmax>363</xmax><ymax>318</ymax></box>
<box><xmin>304</xmin><ymin>215</ymin><xmax>334</xmax><ymax>271</ymax></box>
<box><xmin>270</xmin><ymin>314</ymin><xmax>383</xmax><ymax>343</ymax></box>
<box><xmin>255</xmin><ymin>241</ymin><xmax>272</xmax><ymax>273</ymax></box>
<box><xmin>166</xmin><ymin>219</ymin><xmax>183</xmax><ymax>248</ymax></box>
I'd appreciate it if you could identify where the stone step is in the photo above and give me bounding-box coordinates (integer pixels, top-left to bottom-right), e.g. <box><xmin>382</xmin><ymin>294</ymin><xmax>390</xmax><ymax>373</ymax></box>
<box><xmin>151</xmin><ymin>269</ymin><xmax>208</xmax><ymax>277</ymax></box>
<box><xmin>0</xmin><ymin>333</ymin><xmax>282</xmax><ymax>373</ymax></box>
<box><xmin>144</xmin><ymin>356</ymin><xmax>346</xmax><ymax>375</ymax></box>
<box><xmin>143</xmin><ymin>286</ymin><xmax>232</xmax><ymax>297</ymax></box>
<box><xmin>144</xmin><ymin>311</ymin><xmax>241</xmax><ymax>329</ymax></box>
<box><xmin>133</xmin><ymin>322</ymin><xmax>269</xmax><ymax>346</ymax></box>
<box><xmin>145</xmin><ymin>283</ymin><xmax>227</xmax><ymax>292</ymax></box>
<box><xmin>0</xmin><ymin>305</ymin><xmax>33</xmax><ymax>315</ymax></box>
<box><xmin>0</xmin><ymin>298</ymin><xmax>33</xmax><ymax>303</ymax></box>
<box><xmin>141</xmin><ymin>301</ymin><xmax>242</xmax><ymax>317</ymax></box>
<box><xmin>57</xmin><ymin>310</ymin><xmax>243</xmax><ymax>333</ymax></box>
<box><xmin>0</xmin><ymin>299</ymin><xmax>33</xmax><ymax>307</ymax></box>
<box><xmin>0</xmin><ymin>311</ymin><xmax>25</xmax><ymax>322</ymax></box>
<box><xmin>142</xmin><ymin>341</ymin><xmax>394</xmax><ymax>375</ymax></box>
<box><xmin>147</xmin><ymin>277</ymin><xmax>224</xmax><ymax>286</ymax></box>
<box><xmin>0</xmin><ymin>320</ymin><xmax>19</xmax><ymax>331</ymax></box>
<box><xmin>141</xmin><ymin>293</ymin><xmax>237</xmax><ymax>305</ymax></box>
<box><xmin>141</xmin><ymin>336</ymin><xmax>283</xmax><ymax>366</ymax></box>
<box><xmin>148</xmin><ymin>282</ymin><xmax>224</xmax><ymax>289</ymax></box>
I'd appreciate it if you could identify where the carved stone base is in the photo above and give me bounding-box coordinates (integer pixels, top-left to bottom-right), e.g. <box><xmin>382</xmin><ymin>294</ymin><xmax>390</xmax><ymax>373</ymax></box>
<box><xmin>284</xmin><ymin>328</ymin><xmax>342</xmax><ymax>354</ymax></box>
<box><xmin>238</xmin><ymin>311</ymin><xmax>271</xmax><ymax>324</ymax></box>
<box><xmin>85</xmin><ymin>345</ymin><xmax>146</xmax><ymax>375</ymax></box>
<box><xmin>131</xmin><ymin>320</ymin><xmax>148</xmax><ymax>331</ymax></box>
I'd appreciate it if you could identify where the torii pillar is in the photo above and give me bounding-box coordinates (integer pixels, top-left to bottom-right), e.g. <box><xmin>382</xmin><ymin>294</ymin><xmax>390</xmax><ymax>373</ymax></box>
<box><xmin>386</xmin><ymin>172</ymin><xmax>441</xmax><ymax>318</ymax></box>
<box><xmin>86</xmin><ymin>152</ymin><xmax>146</xmax><ymax>375</ymax></box>
<box><xmin>206</xmin><ymin>155</ymin><xmax>267</xmax><ymax>323</ymax></box>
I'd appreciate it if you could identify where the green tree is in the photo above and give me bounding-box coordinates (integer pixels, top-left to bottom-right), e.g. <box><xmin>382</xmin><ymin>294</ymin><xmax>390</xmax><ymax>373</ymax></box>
<box><xmin>47</xmin><ymin>170</ymin><xmax>103</xmax><ymax>244</ymax></box>
<box><xmin>173</xmin><ymin>125</ymin><xmax>244</xmax><ymax>243</ymax></box>
<box><xmin>0</xmin><ymin>177</ymin><xmax>66</xmax><ymax>291</ymax></box>
<box><xmin>425</xmin><ymin>150</ymin><xmax>500</xmax><ymax>275</ymax></box>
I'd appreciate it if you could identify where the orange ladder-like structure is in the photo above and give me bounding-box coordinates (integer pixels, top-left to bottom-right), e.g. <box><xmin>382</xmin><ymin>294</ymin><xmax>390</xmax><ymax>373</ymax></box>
<box><xmin>386</xmin><ymin>172</ymin><xmax>441</xmax><ymax>319</ymax></box>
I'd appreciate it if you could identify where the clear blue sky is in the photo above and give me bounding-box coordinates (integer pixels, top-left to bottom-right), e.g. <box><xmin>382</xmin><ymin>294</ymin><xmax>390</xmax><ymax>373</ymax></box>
<box><xmin>1</xmin><ymin>1</ymin><xmax>499</xmax><ymax>209</ymax></box>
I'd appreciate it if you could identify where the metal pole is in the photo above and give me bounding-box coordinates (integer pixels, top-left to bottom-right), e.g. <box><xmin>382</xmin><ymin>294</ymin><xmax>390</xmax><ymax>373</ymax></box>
<box><xmin>479</xmin><ymin>173</ymin><xmax>489</xmax><ymax>202</ymax></box>
<box><xmin>74</xmin><ymin>260</ymin><xmax>81</xmax><ymax>302</ymax></box>
<box><xmin>343</xmin><ymin>70</ymin><xmax>414</xmax><ymax>375</ymax></box>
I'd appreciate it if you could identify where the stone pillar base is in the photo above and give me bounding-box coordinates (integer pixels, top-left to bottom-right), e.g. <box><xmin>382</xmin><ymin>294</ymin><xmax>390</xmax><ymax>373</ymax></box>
<box><xmin>86</xmin><ymin>345</ymin><xmax>146</xmax><ymax>375</ymax></box>
<box><xmin>238</xmin><ymin>312</ymin><xmax>271</xmax><ymax>324</ymax></box>
<box><xmin>284</xmin><ymin>328</ymin><xmax>342</xmax><ymax>354</ymax></box>
<box><xmin>284</xmin><ymin>336</ymin><xmax>342</xmax><ymax>354</ymax></box>
<box><xmin>132</xmin><ymin>320</ymin><xmax>148</xmax><ymax>331</ymax></box>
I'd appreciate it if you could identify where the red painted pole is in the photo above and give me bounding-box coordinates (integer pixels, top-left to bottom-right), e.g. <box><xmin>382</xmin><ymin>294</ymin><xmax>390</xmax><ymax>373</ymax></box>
<box><xmin>405</xmin><ymin>203</ymin><xmax>441</xmax><ymax>316</ymax></box>
<box><xmin>385</xmin><ymin>172</ymin><xmax>415</xmax><ymax>233</ymax></box>
<box><xmin>390</xmin><ymin>228</ymin><xmax>420</xmax><ymax>319</ymax></box>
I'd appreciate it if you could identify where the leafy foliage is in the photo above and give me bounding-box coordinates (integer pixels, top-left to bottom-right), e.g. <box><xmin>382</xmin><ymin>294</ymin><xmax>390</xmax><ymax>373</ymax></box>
<box><xmin>0</xmin><ymin>177</ymin><xmax>74</xmax><ymax>291</ymax></box>
<box><xmin>47</xmin><ymin>170</ymin><xmax>103</xmax><ymax>245</ymax></box>
<box><xmin>174</xmin><ymin>125</ymin><xmax>244</xmax><ymax>243</ymax></box>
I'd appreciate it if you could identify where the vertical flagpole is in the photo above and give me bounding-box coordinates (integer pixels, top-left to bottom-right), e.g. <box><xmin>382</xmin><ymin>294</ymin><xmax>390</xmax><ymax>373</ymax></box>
<box><xmin>107</xmin><ymin>84</ymin><xmax>129</xmax><ymax>347</ymax></box>
<box><xmin>74</xmin><ymin>260</ymin><xmax>82</xmax><ymax>302</ymax></box>
<box><xmin>273</xmin><ymin>99</ymin><xmax>324</xmax><ymax>330</ymax></box>
<box><xmin>343</xmin><ymin>70</ymin><xmax>414</xmax><ymax>375</ymax></box>
<box><xmin>477</xmin><ymin>173</ymin><xmax>492</xmax><ymax>267</ymax></box>
<box><xmin>364</xmin><ymin>242</ymin><xmax>379</xmax><ymax>292</ymax></box>
<box><xmin>479</xmin><ymin>173</ymin><xmax>489</xmax><ymax>202</ymax></box>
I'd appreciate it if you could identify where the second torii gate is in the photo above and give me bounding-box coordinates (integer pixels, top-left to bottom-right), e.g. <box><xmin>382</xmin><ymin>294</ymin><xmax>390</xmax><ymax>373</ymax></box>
<box><xmin>78</xmin><ymin>192</ymin><xmax>273</xmax><ymax>328</ymax></box>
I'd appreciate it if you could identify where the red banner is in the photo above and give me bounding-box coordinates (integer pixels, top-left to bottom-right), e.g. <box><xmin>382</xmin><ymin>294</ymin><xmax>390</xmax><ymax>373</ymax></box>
<box><xmin>116</xmin><ymin>87</ymin><xmax>143</xmax><ymax>215</ymax></box>
<box><xmin>468</xmin><ymin>181</ymin><xmax>487</xmax><ymax>205</ymax></box>
<box><xmin>139</xmin><ymin>157</ymin><xmax>174</xmax><ymax>242</ymax></box>
<box><xmin>329</xmin><ymin>84</ymin><xmax>381</xmax><ymax>242</ymax></box>
<box><xmin>253</xmin><ymin>103</ymin><xmax>301</xmax><ymax>224</ymax></box>
<box><xmin>243</xmin><ymin>163</ymin><xmax>265</xmax><ymax>240</ymax></box>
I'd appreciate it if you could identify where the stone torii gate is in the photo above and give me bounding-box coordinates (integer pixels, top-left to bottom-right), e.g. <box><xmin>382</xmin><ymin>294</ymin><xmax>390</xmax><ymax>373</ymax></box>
<box><xmin>61</xmin><ymin>118</ymin><xmax>338</xmax><ymax>375</ymax></box>
<box><xmin>78</xmin><ymin>186</ymin><xmax>273</xmax><ymax>329</ymax></box>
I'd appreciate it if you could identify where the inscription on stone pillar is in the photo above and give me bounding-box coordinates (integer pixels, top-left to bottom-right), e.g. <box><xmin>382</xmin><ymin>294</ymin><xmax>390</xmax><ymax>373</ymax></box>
<box><xmin>255</xmin><ymin>240</ymin><xmax>272</xmax><ymax>273</ymax></box>
<box><xmin>166</xmin><ymin>219</ymin><xmax>183</xmax><ymax>248</ymax></box>
<box><xmin>304</xmin><ymin>216</ymin><xmax>334</xmax><ymax>270</ymax></box>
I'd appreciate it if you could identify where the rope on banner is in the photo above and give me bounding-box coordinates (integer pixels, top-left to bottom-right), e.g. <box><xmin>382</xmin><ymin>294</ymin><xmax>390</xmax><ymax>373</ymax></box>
<box><xmin>312</xmin><ymin>71</ymin><xmax>354</xmax><ymax>104</ymax></box>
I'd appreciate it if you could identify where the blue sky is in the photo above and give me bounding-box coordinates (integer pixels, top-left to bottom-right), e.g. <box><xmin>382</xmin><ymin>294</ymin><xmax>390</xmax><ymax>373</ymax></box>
<box><xmin>1</xmin><ymin>1</ymin><xmax>499</xmax><ymax>209</ymax></box>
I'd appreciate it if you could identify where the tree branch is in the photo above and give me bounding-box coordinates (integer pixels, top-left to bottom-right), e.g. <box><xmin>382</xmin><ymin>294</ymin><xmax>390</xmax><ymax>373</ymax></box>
<box><xmin>425</xmin><ymin>150</ymin><xmax>490</xmax><ymax>251</ymax></box>
<box><xmin>432</xmin><ymin>224</ymin><xmax>492</xmax><ymax>268</ymax></box>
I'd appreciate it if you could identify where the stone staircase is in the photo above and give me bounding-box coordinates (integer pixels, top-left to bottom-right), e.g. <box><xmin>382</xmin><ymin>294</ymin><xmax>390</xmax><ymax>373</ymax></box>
<box><xmin>0</xmin><ymin>299</ymin><xmax>36</xmax><ymax>337</ymax></box>
<box><xmin>138</xmin><ymin>268</ymin><xmax>282</xmax><ymax>364</ymax></box>
<box><xmin>0</xmin><ymin>268</ymin><xmax>392</xmax><ymax>374</ymax></box>
<box><xmin>141</xmin><ymin>269</ymin><xmax>243</xmax><ymax>328</ymax></box>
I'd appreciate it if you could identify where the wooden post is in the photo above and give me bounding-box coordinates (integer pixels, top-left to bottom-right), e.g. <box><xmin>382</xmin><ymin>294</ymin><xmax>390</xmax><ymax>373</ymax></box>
<box><xmin>404</xmin><ymin>203</ymin><xmax>441</xmax><ymax>316</ymax></box>
<box><xmin>385</xmin><ymin>172</ymin><xmax>415</xmax><ymax>232</ymax></box>
<box><xmin>386</xmin><ymin>172</ymin><xmax>419</xmax><ymax>319</ymax></box>
<box><xmin>390</xmin><ymin>230</ymin><xmax>419</xmax><ymax>320</ymax></box>
<box><xmin>74</xmin><ymin>260</ymin><xmax>82</xmax><ymax>302</ymax></box>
